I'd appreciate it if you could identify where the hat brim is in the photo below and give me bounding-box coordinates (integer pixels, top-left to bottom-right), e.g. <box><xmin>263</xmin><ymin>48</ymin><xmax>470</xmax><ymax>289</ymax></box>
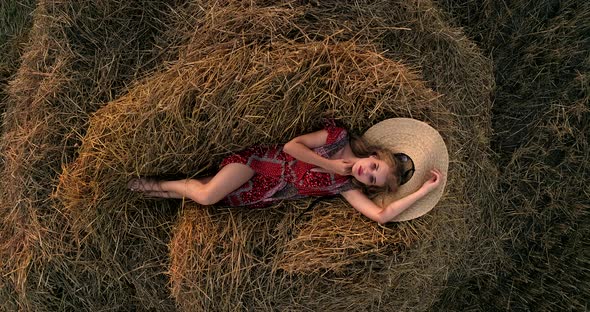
<box><xmin>363</xmin><ymin>118</ymin><xmax>448</xmax><ymax>221</ymax></box>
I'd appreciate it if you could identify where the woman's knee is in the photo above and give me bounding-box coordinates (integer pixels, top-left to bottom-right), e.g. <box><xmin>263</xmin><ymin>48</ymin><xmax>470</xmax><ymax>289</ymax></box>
<box><xmin>192</xmin><ymin>190</ymin><xmax>220</xmax><ymax>205</ymax></box>
<box><xmin>186</xmin><ymin>183</ymin><xmax>218</xmax><ymax>205</ymax></box>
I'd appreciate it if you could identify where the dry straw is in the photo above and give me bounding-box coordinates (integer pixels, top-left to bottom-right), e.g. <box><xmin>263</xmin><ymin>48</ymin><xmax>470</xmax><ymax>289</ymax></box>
<box><xmin>1</xmin><ymin>0</ymin><xmax>496</xmax><ymax>311</ymax></box>
<box><xmin>436</xmin><ymin>0</ymin><xmax>590</xmax><ymax>310</ymax></box>
<box><xmin>160</xmin><ymin>1</ymin><xmax>496</xmax><ymax>311</ymax></box>
<box><xmin>1</xmin><ymin>0</ymin><xmax>179</xmax><ymax>310</ymax></box>
<box><xmin>156</xmin><ymin>38</ymin><xmax>449</xmax><ymax>309</ymax></box>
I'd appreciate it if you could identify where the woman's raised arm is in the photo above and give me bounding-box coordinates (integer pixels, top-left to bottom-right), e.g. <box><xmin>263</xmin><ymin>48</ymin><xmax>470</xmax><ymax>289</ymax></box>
<box><xmin>341</xmin><ymin>170</ymin><xmax>442</xmax><ymax>223</ymax></box>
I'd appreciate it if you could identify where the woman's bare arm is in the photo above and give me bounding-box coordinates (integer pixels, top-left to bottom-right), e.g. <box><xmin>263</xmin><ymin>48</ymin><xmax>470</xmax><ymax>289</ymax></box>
<box><xmin>283</xmin><ymin>130</ymin><xmax>351</xmax><ymax>175</ymax></box>
<box><xmin>341</xmin><ymin>170</ymin><xmax>442</xmax><ymax>223</ymax></box>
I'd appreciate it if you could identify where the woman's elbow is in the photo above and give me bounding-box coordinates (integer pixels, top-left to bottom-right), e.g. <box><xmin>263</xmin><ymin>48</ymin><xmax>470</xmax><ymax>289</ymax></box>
<box><xmin>367</xmin><ymin>209</ymin><xmax>388</xmax><ymax>224</ymax></box>
<box><xmin>377</xmin><ymin>202</ymin><xmax>410</xmax><ymax>224</ymax></box>
<box><xmin>374</xmin><ymin>213</ymin><xmax>388</xmax><ymax>224</ymax></box>
<box><xmin>374</xmin><ymin>205</ymin><xmax>401</xmax><ymax>224</ymax></box>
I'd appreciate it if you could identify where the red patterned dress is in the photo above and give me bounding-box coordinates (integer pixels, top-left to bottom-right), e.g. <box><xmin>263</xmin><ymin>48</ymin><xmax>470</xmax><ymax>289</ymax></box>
<box><xmin>219</xmin><ymin>126</ymin><xmax>355</xmax><ymax>207</ymax></box>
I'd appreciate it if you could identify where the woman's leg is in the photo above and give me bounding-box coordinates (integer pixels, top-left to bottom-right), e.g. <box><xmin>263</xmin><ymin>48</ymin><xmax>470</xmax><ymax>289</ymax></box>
<box><xmin>143</xmin><ymin>190</ymin><xmax>184</xmax><ymax>199</ymax></box>
<box><xmin>140</xmin><ymin>177</ymin><xmax>212</xmax><ymax>199</ymax></box>
<box><xmin>128</xmin><ymin>177</ymin><xmax>213</xmax><ymax>199</ymax></box>
<box><xmin>130</xmin><ymin>164</ymin><xmax>254</xmax><ymax>205</ymax></box>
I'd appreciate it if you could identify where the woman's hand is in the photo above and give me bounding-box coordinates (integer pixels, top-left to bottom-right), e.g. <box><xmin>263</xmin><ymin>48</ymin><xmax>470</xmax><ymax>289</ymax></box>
<box><xmin>329</xmin><ymin>159</ymin><xmax>354</xmax><ymax>175</ymax></box>
<box><xmin>420</xmin><ymin>169</ymin><xmax>443</xmax><ymax>193</ymax></box>
<box><xmin>311</xmin><ymin>159</ymin><xmax>353</xmax><ymax>176</ymax></box>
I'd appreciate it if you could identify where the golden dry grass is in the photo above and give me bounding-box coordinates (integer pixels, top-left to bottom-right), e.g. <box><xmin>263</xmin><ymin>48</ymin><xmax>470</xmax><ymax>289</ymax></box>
<box><xmin>1</xmin><ymin>0</ymin><xmax>178</xmax><ymax>310</ymax></box>
<box><xmin>57</xmin><ymin>1</ymin><xmax>493</xmax><ymax>311</ymax></box>
<box><xmin>0</xmin><ymin>0</ymin><xmax>517</xmax><ymax>311</ymax></box>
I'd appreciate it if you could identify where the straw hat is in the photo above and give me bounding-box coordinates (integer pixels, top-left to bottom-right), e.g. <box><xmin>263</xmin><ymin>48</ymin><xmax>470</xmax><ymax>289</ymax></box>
<box><xmin>363</xmin><ymin>118</ymin><xmax>448</xmax><ymax>221</ymax></box>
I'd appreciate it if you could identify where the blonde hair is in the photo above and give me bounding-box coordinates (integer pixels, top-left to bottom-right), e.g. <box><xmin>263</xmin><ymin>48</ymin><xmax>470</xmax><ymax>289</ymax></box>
<box><xmin>349</xmin><ymin>134</ymin><xmax>403</xmax><ymax>197</ymax></box>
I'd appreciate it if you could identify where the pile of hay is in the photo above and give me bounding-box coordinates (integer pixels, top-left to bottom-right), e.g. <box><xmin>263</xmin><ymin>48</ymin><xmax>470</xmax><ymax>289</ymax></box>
<box><xmin>0</xmin><ymin>0</ymin><xmax>35</xmax><ymax>154</ymax></box>
<box><xmin>62</xmin><ymin>39</ymin><xmax>445</xmax><ymax>309</ymax></box>
<box><xmin>56</xmin><ymin>1</ymin><xmax>494</xmax><ymax>311</ymax></box>
<box><xmin>0</xmin><ymin>0</ymin><xmax>179</xmax><ymax>310</ymax></box>
<box><xmin>2</xmin><ymin>0</ymin><xmax>496</xmax><ymax>311</ymax></box>
<box><xmin>4</xmin><ymin>0</ymin><xmax>588</xmax><ymax>310</ymax></box>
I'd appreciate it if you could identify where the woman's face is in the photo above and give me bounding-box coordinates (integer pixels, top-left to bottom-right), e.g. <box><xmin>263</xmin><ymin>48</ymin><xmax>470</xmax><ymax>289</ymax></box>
<box><xmin>351</xmin><ymin>156</ymin><xmax>391</xmax><ymax>187</ymax></box>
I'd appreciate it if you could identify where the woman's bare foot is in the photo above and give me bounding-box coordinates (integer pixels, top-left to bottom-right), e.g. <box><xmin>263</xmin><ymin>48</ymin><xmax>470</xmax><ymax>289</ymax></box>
<box><xmin>127</xmin><ymin>178</ymin><xmax>161</xmax><ymax>192</ymax></box>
